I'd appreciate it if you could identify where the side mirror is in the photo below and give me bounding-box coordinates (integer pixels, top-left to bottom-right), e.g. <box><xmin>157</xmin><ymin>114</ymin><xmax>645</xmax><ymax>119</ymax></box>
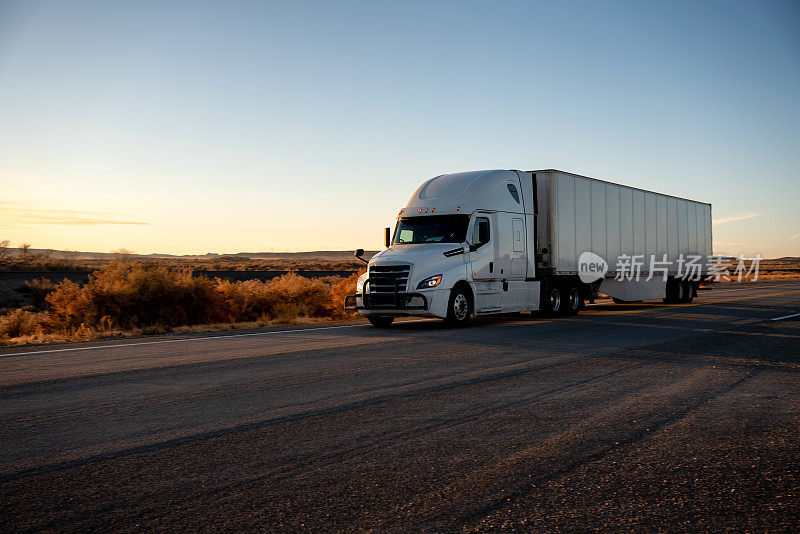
<box><xmin>384</xmin><ymin>227</ymin><xmax>391</xmax><ymax>248</ymax></box>
<box><xmin>354</xmin><ymin>248</ymin><xmax>368</xmax><ymax>264</ymax></box>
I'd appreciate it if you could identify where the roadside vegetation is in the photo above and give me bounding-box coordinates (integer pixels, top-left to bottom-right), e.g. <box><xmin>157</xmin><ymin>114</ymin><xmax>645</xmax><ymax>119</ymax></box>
<box><xmin>0</xmin><ymin>261</ymin><xmax>363</xmax><ymax>346</ymax></box>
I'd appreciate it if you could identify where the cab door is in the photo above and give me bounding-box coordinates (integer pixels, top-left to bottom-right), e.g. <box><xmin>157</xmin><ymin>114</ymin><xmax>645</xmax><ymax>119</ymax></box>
<box><xmin>468</xmin><ymin>213</ymin><xmax>501</xmax><ymax>312</ymax></box>
<box><xmin>498</xmin><ymin>213</ymin><xmax>528</xmax><ymax>310</ymax></box>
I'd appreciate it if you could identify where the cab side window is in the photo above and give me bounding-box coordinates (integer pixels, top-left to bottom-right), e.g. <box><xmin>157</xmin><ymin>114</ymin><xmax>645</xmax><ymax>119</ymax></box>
<box><xmin>471</xmin><ymin>217</ymin><xmax>490</xmax><ymax>250</ymax></box>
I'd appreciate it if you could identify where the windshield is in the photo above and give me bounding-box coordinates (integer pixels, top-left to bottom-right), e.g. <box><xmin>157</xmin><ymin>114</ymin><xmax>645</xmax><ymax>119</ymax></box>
<box><xmin>393</xmin><ymin>215</ymin><xmax>470</xmax><ymax>244</ymax></box>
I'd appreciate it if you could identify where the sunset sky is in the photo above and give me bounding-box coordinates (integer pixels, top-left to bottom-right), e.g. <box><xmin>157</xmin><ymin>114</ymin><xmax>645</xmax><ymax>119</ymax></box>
<box><xmin>1</xmin><ymin>0</ymin><xmax>798</xmax><ymax>257</ymax></box>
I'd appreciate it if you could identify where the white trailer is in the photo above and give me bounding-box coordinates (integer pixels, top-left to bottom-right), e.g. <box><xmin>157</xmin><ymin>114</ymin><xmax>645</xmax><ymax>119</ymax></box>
<box><xmin>345</xmin><ymin>169</ymin><xmax>712</xmax><ymax>326</ymax></box>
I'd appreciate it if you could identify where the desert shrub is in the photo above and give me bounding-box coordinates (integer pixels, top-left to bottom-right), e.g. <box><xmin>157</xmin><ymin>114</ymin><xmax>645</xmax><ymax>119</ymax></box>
<box><xmin>214</xmin><ymin>272</ymin><xmax>345</xmax><ymax>322</ymax></box>
<box><xmin>24</xmin><ymin>277</ymin><xmax>54</xmax><ymax>308</ymax></box>
<box><xmin>264</xmin><ymin>272</ymin><xmax>331</xmax><ymax>318</ymax></box>
<box><xmin>0</xmin><ymin>308</ymin><xmax>47</xmax><ymax>339</ymax></box>
<box><xmin>215</xmin><ymin>278</ymin><xmax>274</xmax><ymax>322</ymax></box>
<box><xmin>46</xmin><ymin>263</ymin><xmax>222</xmax><ymax>330</ymax></box>
<box><xmin>45</xmin><ymin>279</ymin><xmax>86</xmax><ymax>330</ymax></box>
<box><xmin>271</xmin><ymin>302</ymin><xmax>301</xmax><ymax>324</ymax></box>
<box><xmin>329</xmin><ymin>272</ymin><xmax>363</xmax><ymax>318</ymax></box>
<box><xmin>73</xmin><ymin>323</ymin><xmax>98</xmax><ymax>341</ymax></box>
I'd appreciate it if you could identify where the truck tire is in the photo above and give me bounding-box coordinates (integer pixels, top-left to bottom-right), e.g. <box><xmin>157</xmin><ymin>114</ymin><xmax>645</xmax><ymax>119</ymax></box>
<box><xmin>542</xmin><ymin>284</ymin><xmax>563</xmax><ymax>316</ymax></box>
<box><xmin>445</xmin><ymin>286</ymin><xmax>472</xmax><ymax>326</ymax></box>
<box><xmin>368</xmin><ymin>316</ymin><xmax>394</xmax><ymax>327</ymax></box>
<box><xmin>676</xmin><ymin>280</ymin><xmax>686</xmax><ymax>303</ymax></box>
<box><xmin>680</xmin><ymin>280</ymin><xmax>694</xmax><ymax>303</ymax></box>
<box><xmin>563</xmin><ymin>285</ymin><xmax>582</xmax><ymax>316</ymax></box>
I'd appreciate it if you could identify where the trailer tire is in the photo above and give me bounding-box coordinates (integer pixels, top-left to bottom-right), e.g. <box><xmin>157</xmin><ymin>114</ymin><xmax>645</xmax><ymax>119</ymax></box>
<box><xmin>676</xmin><ymin>279</ymin><xmax>687</xmax><ymax>303</ymax></box>
<box><xmin>368</xmin><ymin>316</ymin><xmax>394</xmax><ymax>328</ymax></box>
<box><xmin>445</xmin><ymin>285</ymin><xmax>472</xmax><ymax>326</ymax></box>
<box><xmin>681</xmin><ymin>280</ymin><xmax>694</xmax><ymax>303</ymax></box>
<box><xmin>542</xmin><ymin>284</ymin><xmax>563</xmax><ymax>316</ymax></box>
<box><xmin>563</xmin><ymin>285</ymin><xmax>582</xmax><ymax>316</ymax></box>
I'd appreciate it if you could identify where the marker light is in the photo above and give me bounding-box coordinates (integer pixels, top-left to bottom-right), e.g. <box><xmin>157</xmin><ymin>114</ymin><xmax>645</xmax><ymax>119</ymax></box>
<box><xmin>416</xmin><ymin>274</ymin><xmax>443</xmax><ymax>289</ymax></box>
<box><xmin>419</xmin><ymin>209</ymin><xmax>423</xmax><ymax>213</ymax></box>
<box><xmin>456</xmin><ymin>206</ymin><xmax>460</xmax><ymax>211</ymax></box>
<box><xmin>425</xmin><ymin>208</ymin><xmax>429</xmax><ymax>213</ymax></box>
<box><xmin>431</xmin><ymin>208</ymin><xmax>435</xmax><ymax>212</ymax></box>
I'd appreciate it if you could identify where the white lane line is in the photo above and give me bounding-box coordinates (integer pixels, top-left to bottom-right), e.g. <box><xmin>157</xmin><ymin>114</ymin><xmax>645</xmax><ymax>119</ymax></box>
<box><xmin>0</xmin><ymin>323</ymin><xmax>374</xmax><ymax>357</ymax></box>
<box><xmin>770</xmin><ymin>312</ymin><xmax>800</xmax><ymax>321</ymax></box>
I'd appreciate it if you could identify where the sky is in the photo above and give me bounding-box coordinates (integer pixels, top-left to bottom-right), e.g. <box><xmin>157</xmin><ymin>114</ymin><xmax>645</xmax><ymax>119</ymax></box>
<box><xmin>0</xmin><ymin>0</ymin><xmax>798</xmax><ymax>257</ymax></box>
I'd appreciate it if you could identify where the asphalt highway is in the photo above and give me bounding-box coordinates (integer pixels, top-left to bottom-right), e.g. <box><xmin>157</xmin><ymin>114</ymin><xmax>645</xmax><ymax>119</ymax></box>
<box><xmin>1</xmin><ymin>280</ymin><xmax>799</xmax><ymax>532</ymax></box>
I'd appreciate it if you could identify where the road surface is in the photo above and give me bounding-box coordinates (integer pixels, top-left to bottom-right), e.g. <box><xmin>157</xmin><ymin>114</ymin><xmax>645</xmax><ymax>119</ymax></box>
<box><xmin>1</xmin><ymin>280</ymin><xmax>799</xmax><ymax>532</ymax></box>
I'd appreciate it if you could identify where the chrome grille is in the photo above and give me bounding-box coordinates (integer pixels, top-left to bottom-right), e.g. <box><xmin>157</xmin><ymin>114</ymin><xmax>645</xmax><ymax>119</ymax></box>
<box><xmin>368</xmin><ymin>264</ymin><xmax>411</xmax><ymax>302</ymax></box>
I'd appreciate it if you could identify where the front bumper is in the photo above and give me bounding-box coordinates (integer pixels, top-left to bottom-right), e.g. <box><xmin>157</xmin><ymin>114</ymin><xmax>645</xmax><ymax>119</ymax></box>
<box><xmin>344</xmin><ymin>277</ymin><xmax>429</xmax><ymax>312</ymax></box>
<box><xmin>344</xmin><ymin>291</ymin><xmax>428</xmax><ymax>311</ymax></box>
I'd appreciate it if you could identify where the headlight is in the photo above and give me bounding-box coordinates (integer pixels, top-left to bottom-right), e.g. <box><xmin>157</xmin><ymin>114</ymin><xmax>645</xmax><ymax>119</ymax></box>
<box><xmin>416</xmin><ymin>274</ymin><xmax>442</xmax><ymax>289</ymax></box>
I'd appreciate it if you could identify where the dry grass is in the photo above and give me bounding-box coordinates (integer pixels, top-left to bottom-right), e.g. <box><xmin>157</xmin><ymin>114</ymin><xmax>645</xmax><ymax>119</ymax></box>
<box><xmin>711</xmin><ymin>258</ymin><xmax>800</xmax><ymax>282</ymax></box>
<box><xmin>0</xmin><ymin>262</ymin><xmax>364</xmax><ymax>346</ymax></box>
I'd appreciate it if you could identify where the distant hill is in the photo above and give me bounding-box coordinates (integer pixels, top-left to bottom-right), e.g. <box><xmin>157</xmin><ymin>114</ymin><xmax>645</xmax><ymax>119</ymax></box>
<box><xmin>3</xmin><ymin>248</ymin><xmax>378</xmax><ymax>260</ymax></box>
<box><xmin>228</xmin><ymin>251</ymin><xmax>379</xmax><ymax>259</ymax></box>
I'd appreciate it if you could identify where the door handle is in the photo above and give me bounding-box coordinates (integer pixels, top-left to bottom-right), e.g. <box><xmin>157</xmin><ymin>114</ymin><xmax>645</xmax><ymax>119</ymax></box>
<box><xmin>489</xmin><ymin>261</ymin><xmax>494</xmax><ymax>273</ymax></box>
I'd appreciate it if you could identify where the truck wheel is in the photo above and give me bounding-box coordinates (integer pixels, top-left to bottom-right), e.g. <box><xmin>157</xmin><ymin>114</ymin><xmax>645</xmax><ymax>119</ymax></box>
<box><xmin>368</xmin><ymin>316</ymin><xmax>394</xmax><ymax>327</ymax></box>
<box><xmin>445</xmin><ymin>286</ymin><xmax>472</xmax><ymax>326</ymax></box>
<box><xmin>542</xmin><ymin>284</ymin><xmax>563</xmax><ymax>316</ymax></box>
<box><xmin>563</xmin><ymin>285</ymin><xmax>582</xmax><ymax>316</ymax></box>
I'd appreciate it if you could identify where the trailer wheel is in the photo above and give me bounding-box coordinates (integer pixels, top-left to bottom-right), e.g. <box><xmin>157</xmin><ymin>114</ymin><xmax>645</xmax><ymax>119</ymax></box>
<box><xmin>680</xmin><ymin>280</ymin><xmax>694</xmax><ymax>303</ymax></box>
<box><xmin>368</xmin><ymin>316</ymin><xmax>394</xmax><ymax>328</ymax></box>
<box><xmin>563</xmin><ymin>285</ymin><xmax>582</xmax><ymax>316</ymax></box>
<box><xmin>676</xmin><ymin>280</ymin><xmax>686</xmax><ymax>303</ymax></box>
<box><xmin>445</xmin><ymin>285</ymin><xmax>472</xmax><ymax>326</ymax></box>
<box><xmin>542</xmin><ymin>284</ymin><xmax>563</xmax><ymax>316</ymax></box>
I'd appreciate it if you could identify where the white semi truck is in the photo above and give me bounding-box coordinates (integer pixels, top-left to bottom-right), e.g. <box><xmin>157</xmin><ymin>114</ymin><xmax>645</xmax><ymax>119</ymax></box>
<box><xmin>345</xmin><ymin>169</ymin><xmax>712</xmax><ymax>327</ymax></box>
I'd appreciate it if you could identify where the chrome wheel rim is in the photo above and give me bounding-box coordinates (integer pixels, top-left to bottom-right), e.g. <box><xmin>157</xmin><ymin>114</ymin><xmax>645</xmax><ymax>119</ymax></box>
<box><xmin>550</xmin><ymin>289</ymin><xmax>561</xmax><ymax>311</ymax></box>
<box><xmin>569</xmin><ymin>288</ymin><xmax>579</xmax><ymax>309</ymax></box>
<box><xmin>453</xmin><ymin>293</ymin><xmax>469</xmax><ymax>321</ymax></box>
